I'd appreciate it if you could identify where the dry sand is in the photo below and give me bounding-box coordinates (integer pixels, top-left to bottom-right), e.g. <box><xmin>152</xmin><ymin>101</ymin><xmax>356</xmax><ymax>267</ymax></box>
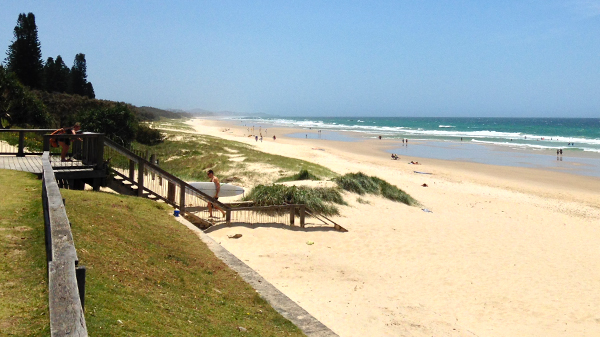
<box><xmin>187</xmin><ymin>117</ymin><xmax>600</xmax><ymax>337</ymax></box>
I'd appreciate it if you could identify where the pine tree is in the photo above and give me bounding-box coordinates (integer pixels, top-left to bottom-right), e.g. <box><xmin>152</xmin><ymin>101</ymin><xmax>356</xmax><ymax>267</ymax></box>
<box><xmin>54</xmin><ymin>55</ymin><xmax>70</xmax><ymax>93</ymax></box>
<box><xmin>85</xmin><ymin>82</ymin><xmax>95</xmax><ymax>99</ymax></box>
<box><xmin>43</xmin><ymin>56</ymin><xmax>56</xmax><ymax>91</ymax></box>
<box><xmin>69</xmin><ymin>53</ymin><xmax>88</xmax><ymax>96</ymax></box>
<box><xmin>5</xmin><ymin>13</ymin><xmax>43</xmax><ymax>89</ymax></box>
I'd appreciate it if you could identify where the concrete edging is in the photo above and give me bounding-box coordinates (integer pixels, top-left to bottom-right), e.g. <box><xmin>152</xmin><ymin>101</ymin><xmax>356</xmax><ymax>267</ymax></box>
<box><xmin>175</xmin><ymin>216</ymin><xmax>339</xmax><ymax>337</ymax></box>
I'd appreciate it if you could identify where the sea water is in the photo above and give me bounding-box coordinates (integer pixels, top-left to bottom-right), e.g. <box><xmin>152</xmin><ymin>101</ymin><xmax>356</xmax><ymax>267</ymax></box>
<box><xmin>233</xmin><ymin>117</ymin><xmax>600</xmax><ymax>177</ymax></box>
<box><xmin>236</xmin><ymin>117</ymin><xmax>600</xmax><ymax>154</ymax></box>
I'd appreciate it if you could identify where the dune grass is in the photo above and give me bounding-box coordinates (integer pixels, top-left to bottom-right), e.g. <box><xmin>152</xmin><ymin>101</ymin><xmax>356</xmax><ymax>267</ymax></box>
<box><xmin>275</xmin><ymin>169</ymin><xmax>321</xmax><ymax>183</ymax></box>
<box><xmin>59</xmin><ymin>188</ymin><xmax>304</xmax><ymax>336</ymax></box>
<box><xmin>334</xmin><ymin>172</ymin><xmax>417</xmax><ymax>206</ymax></box>
<box><xmin>0</xmin><ymin>170</ymin><xmax>49</xmax><ymax>336</ymax></box>
<box><xmin>129</xmin><ymin>130</ymin><xmax>336</xmax><ymax>182</ymax></box>
<box><xmin>243</xmin><ymin>184</ymin><xmax>346</xmax><ymax>216</ymax></box>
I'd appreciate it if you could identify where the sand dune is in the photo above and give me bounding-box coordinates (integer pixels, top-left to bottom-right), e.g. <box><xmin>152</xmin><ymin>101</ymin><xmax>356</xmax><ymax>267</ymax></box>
<box><xmin>188</xmin><ymin>117</ymin><xmax>600</xmax><ymax>337</ymax></box>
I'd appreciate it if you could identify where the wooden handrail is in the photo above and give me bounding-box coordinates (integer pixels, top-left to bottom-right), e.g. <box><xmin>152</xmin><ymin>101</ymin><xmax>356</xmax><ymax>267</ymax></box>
<box><xmin>0</xmin><ymin>129</ymin><xmax>56</xmax><ymax>132</ymax></box>
<box><xmin>41</xmin><ymin>152</ymin><xmax>88</xmax><ymax>336</ymax></box>
<box><xmin>103</xmin><ymin>137</ymin><xmax>228</xmax><ymax>210</ymax></box>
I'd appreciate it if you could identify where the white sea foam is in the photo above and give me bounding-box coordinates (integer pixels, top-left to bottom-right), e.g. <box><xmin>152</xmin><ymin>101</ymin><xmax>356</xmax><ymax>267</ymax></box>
<box><xmin>232</xmin><ymin>117</ymin><xmax>600</xmax><ymax>149</ymax></box>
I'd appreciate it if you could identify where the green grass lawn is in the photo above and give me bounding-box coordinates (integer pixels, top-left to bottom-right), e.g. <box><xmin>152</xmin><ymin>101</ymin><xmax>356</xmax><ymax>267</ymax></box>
<box><xmin>62</xmin><ymin>188</ymin><xmax>305</xmax><ymax>336</ymax></box>
<box><xmin>0</xmin><ymin>170</ymin><xmax>49</xmax><ymax>336</ymax></box>
<box><xmin>0</xmin><ymin>169</ymin><xmax>304</xmax><ymax>336</ymax></box>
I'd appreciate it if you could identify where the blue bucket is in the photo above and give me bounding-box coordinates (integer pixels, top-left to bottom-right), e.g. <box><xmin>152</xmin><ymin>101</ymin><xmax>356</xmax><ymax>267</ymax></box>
<box><xmin>174</xmin><ymin>210</ymin><xmax>180</xmax><ymax>217</ymax></box>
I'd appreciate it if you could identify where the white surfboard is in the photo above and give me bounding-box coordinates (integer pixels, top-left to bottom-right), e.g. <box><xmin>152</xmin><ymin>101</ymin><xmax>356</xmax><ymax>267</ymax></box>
<box><xmin>188</xmin><ymin>181</ymin><xmax>244</xmax><ymax>197</ymax></box>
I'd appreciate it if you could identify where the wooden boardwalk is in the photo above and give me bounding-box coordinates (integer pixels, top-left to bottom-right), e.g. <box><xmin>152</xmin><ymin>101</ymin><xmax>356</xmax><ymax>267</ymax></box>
<box><xmin>0</xmin><ymin>155</ymin><xmax>90</xmax><ymax>175</ymax></box>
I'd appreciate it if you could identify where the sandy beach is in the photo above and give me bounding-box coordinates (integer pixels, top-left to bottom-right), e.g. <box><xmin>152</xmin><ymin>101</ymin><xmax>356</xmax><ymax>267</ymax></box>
<box><xmin>186</xmin><ymin>117</ymin><xmax>600</xmax><ymax>337</ymax></box>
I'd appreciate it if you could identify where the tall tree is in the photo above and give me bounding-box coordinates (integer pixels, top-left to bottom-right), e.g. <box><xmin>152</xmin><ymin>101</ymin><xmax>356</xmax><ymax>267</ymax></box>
<box><xmin>42</xmin><ymin>56</ymin><xmax>56</xmax><ymax>91</ymax></box>
<box><xmin>53</xmin><ymin>55</ymin><xmax>70</xmax><ymax>93</ymax></box>
<box><xmin>69</xmin><ymin>53</ymin><xmax>88</xmax><ymax>96</ymax></box>
<box><xmin>43</xmin><ymin>55</ymin><xmax>70</xmax><ymax>93</ymax></box>
<box><xmin>5</xmin><ymin>13</ymin><xmax>43</xmax><ymax>89</ymax></box>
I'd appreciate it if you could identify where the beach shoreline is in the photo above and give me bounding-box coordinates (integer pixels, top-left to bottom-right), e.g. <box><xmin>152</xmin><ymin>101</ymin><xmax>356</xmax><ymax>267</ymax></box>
<box><xmin>183</xmin><ymin>117</ymin><xmax>600</xmax><ymax>337</ymax></box>
<box><xmin>191</xmin><ymin>117</ymin><xmax>600</xmax><ymax>206</ymax></box>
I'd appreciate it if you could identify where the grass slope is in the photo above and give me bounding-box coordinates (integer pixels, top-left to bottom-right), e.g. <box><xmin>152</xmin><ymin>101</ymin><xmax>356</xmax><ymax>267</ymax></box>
<box><xmin>131</xmin><ymin>130</ymin><xmax>336</xmax><ymax>182</ymax></box>
<box><xmin>62</xmin><ymin>189</ymin><xmax>304</xmax><ymax>336</ymax></box>
<box><xmin>0</xmin><ymin>170</ymin><xmax>49</xmax><ymax>336</ymax></box>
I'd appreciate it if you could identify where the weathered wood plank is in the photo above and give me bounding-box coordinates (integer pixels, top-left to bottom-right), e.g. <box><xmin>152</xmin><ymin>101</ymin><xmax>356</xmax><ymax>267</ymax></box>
<box><xmin>42</xmin><ymin>152</ymin><xmax>88</xmax><ymax>336</ymax></box>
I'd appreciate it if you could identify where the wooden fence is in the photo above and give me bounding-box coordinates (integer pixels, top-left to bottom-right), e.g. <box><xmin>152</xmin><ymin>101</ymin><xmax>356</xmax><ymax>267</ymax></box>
<box><xmin>41</xmin><ymin>151</ymin><xmax>88</xmax><ymax>336</ymax></box>
<box><xmin>0</xmin><ymin>129</ymin><xmax>55</xmax><ymax>156</ymax></box>
<box><xmin>103</xmin><ymin>138</ymin><xmax>310</xmax><ymax>227</ymax></box>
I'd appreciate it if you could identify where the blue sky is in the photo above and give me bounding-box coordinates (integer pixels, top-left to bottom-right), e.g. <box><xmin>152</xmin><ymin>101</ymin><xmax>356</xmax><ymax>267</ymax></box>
<box><xmin>2</xmin><ymin>1</ymin><xmax>600</xmax><ymax>117</ymax></box>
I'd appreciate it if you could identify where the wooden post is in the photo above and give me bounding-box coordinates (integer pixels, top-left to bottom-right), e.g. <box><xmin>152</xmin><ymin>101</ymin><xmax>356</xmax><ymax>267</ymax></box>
<box><xmin>290</xmin><ymin>205</ymin><xmax>295</xmax><ymax>226</ymax></box>
<box><xmin>299</xmin><ymin>205</ymin><xmax>305</xmax><ymax>228</ymax></box>
<box><xmin>95</xmin><ymin>134</ymin><xmax>104</xmax><ymax>169</ymax></box>
<box><xmin>76</xmin><ymin>266</ymin><xmax>86</xmax><ymax>310</ymax></box>
<box><xmin>129</xmin><ymin>160</ymin><xmax>135</xmax><ymax>181</ymax></box>
<box><xmin>137</xmin><ymin>161</ymin><xmax>145</xmax><ymax>197</ymax></box>
<box><xmin>43</xmin><ymin>135</ymin><xmax>50</xmax><ymax>152</ymax></box>
<box><xmin>226</xmin><ymin>209</ymin><xmax>231</xmax><ymax>223</ymax></box>
<box><xmin>167</xmin><ymin>181</ymin><xmax>176</xmax><ymax>203</ymax></box>
<box><xmin>150</xmin><ymin>154</ymin><xmax>156</xmax><ymax>180</ymax></box>
<box><xmin>17</xmin><ymin>131</ymin><xmax>25</xmax><ymax>157</ymax></box>
<box><xmin>179</xmin><ymin>183</ymin><xmax>186</xmax><ymax>214</ymax></box>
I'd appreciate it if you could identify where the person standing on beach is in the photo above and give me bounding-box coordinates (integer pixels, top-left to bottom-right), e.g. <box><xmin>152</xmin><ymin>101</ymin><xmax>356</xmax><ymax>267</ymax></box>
<box><xmin>207</xmin><ymin>170</ymin><xmax>225</xmax><ymax>217</ymax></box>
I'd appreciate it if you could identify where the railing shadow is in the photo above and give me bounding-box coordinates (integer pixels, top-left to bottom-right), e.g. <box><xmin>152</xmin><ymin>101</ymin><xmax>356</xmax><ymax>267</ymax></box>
<box><xmin>204</xmin><ymin>221</ymin><xmax>343</xmax><ymax>233</ymax></box>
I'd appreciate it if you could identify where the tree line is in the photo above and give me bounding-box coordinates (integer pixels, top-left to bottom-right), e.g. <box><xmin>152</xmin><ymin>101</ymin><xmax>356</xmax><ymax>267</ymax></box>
<box><xmin>1</xmin><ymin>12</ymin><xmax>166</xmax><ymax>146</ymax></box>
<box><xmin>5</xmin><ymin>13</ymin><xmax>94</xmax><ymax>98</ymax></box>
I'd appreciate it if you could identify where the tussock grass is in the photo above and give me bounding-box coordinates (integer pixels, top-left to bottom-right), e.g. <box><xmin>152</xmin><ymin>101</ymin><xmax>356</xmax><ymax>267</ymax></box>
<box><xmin>276</xmin><ymin>169</ymin><xmax>320</xmax><ymax>183</ymax></box>
<box><xmin>334</xmin><ymin>172</ymin><xmax>417</xmax><ymax>206</ymax></box>
<box><xmin>244</xmin><ymin>184</ymin><xmax>346</xmax><ymax>216</ymax></box>
<box><xmin>0</xmin><ymin>170</ymin><xmax>49</xmax><ymax>336</ymax></box>
<box><xmin>61</xmin><ymin>189</ymin><xmax>304</xmax><ymax>336</ymax></box>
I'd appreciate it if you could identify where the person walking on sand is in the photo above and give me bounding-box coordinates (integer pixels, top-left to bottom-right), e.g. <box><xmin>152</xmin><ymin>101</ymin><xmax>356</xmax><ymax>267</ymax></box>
<box><xmin>53</xmin><ymin>123</ymin><xmax>81</xmax><ymax>162</ymax></box>
<box><xmin>207</xmin><ymin>170</ymin><xmax>225</xmax><ymax>217</ymax></box>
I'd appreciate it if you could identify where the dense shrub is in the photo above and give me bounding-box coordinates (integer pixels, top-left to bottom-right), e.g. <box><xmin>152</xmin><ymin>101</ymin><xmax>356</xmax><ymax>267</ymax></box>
<box><xmin>79</xmin><ymin>103</ymin><xmax>137</xmax><ymax>146</ymax></box>
<box><xmin>136</xmin><ymin>124</ymin><xmax>164</xmax><ymax>145</ymax></box>
<box><xmin>0</xmin><ymin>65</ymin><xmax>50</xmax><ymax>128</ymax></box>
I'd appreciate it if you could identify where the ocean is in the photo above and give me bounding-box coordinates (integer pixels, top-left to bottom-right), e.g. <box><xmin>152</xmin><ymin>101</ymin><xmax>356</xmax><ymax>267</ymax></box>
<box><xmin>234</xmin><ymin>117</ymin><xmax>600</xmax><ymax>154</ymax></box>
<box><xmin>231</xmin><ymin>116</ymin><xmax>600</xmax><ymax>178</ymax></box>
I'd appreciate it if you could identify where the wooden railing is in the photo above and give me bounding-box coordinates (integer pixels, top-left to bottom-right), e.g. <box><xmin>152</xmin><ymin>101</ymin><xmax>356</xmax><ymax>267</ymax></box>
<box><xmin>0</xmin><ymin>129</ymin><xmax>55</xmax><ymax>156</ymax></box>
<box><xmin>42</xmin><ymin>133</ymin><xmax>105</xmax><ymax>169</ymax></box>
<box><xmin>103</xmin><ymin>138</ymin><xmax>309</xmax><ymax>227</ymax></box>
<box><xmin>41</xmin><ymin>151</ymin><xmax>88</xmax><ymax>336</ymax></box>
